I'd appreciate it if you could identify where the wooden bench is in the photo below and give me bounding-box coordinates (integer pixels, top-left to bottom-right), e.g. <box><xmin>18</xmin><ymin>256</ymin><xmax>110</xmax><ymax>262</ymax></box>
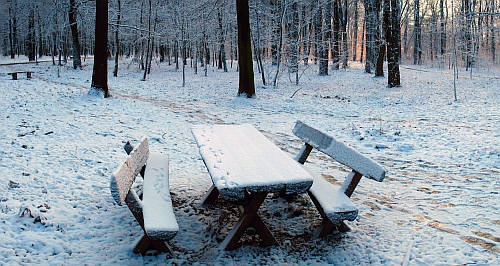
<box><xmin>292</xmin><ymin>121</ymin><xmax>386</xmax><ymax>239</ymax></box>
<box><xmin>110</xmin><ymin>137</ymin><xmax>178</xmax><ymax>255</ymax></box>
<box><xmin>7</xmin><ymin>71</ymin><xmax>32</xmax><ymax>80</ymax></box>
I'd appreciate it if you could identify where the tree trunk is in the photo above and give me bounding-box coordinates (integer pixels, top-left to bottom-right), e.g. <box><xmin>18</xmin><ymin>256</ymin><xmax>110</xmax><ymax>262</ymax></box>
<box><xmin>8</xmin><ymin>6</ymin><xmax>15</xmax><ymax>59</ymax></box>
<box><xmin>440</xmin><ymin>0</ymin><xmax>446</xmax><ymax>56</ymax></box>
<box><xmin>236</xmin><ymin>0</ymin><xmax>255</xmax><ymax>97</ymax></box>
<box><xmin>113</xmin><ymin>0</ymin><xmax>121</xmax><ymax>77</ymax></box>
<box><xmin>288</xmin><ymin>1</ymin><xmax>299</xmax><ymax>84</ymax></box>
<box><xmin>254</xmin><ymin>9</ymin><xmax>266</xmax><ymax>85</ymax></box>
<box><xmin>69</xmin><ymin>0</ymin><xmax>82</xmax><ymax>69</ymax></box>
<box><xmin>218</xmin><ymin>12</ymin><xmax>228</xmax><ymax>72</ymax></box>
<box><xmin>388</xmin><ymin>0</ymin><xmax>401</xmax><ymax>87</ymax></box>
<box><xmin>413</xmin><ymin>0</ymin><xmax>422</xmax><ymax>65</ymax></box>
<box><xmin>142</xmin><ymin>0</ymin><xmax>152</xmax><ymax>81</ymax></box>
<box><xmin>27</xmin><ymin>9</ymin><xmax>36</xmax><ymax>62</ymax></box>
<box><xmin>364</xmin><ymin>0</ymin><xmax>376</xmax><ymax>73</ymax></box>
<box><xmin>332</xmin><ymin>0</ymin><xmax>341</xmax><ymax>70</ymax></box>
<box><xmin>376</xmin><ymin>0</ymin><xmax>388</xmax><ymax>77</ymax></box>
<box><xmin>90</xmin><ymin>0</ymin><xmax>109</xmax><ymax>98</ymax></box>
<box><xmin>319</xmin><ymin>0</ymin><xmax>331</xmax><ymax>76</ymax></box>
<box><xmin>352</xmin><ymin>0</ymin><xmax>359</xmax><ymax>61</ymax></box>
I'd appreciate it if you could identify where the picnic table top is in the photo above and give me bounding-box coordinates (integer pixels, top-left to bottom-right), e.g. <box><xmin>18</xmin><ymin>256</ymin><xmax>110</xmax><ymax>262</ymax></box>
<box><xmin>191</xmin><ymin>124</ymin><xmax>314</xmax><ymax>201</ymax></box>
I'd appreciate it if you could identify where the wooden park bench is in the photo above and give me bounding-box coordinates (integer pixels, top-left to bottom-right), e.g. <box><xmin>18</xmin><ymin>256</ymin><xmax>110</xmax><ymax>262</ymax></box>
<box><xmin>7</xmin><ymin>71</ymin><xmax>32</xmax><ymax>80</ymax></box>
<box><xmin>110</xmin><ymin>137</ymin><xmax>178</xmax><ymax>255</ymax></box>
<box><xmin>292</xmin><ymin>121</ymin><xmax>386</xmax><ymax>239</ymax></box>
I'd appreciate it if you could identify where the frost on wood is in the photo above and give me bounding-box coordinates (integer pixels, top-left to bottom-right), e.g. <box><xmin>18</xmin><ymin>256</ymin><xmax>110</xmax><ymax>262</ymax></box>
<box><xmin>142</xmin><ymin>152</ymin><xmax>178</xmax><ymax>240</ymax></box>
<box><xmin>110</xmin><ymin>137</ymin><xmax>149</xmax><ymax>205</ymax></box>
<box><xmin>191</xmin><ymin>124</ymin><xmax>313</xmax><ymax>201</ymax></box>
<box><xmin>293</xmin><ymin>120</ymin><xmax>386</xmax><ymax>182</ymax></box>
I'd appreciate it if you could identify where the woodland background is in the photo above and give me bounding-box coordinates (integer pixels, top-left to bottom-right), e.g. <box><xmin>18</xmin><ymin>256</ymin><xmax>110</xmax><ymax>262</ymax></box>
<box><xmin>1</xmin><ymin>0</ymin><xmax>498</xmax><ymax>85</ymax></box>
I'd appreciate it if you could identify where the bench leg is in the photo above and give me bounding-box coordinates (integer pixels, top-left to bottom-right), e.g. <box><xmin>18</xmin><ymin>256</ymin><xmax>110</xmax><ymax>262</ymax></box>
<box><xmin>11</xmin><ymin>73</ymin><xmax>18</xmax><ymax>80</ymax></box>
<box><xmin>133</xmin><ymin>234</ymin><xmax>172</xmax><ymax>256</ymax></box>
<box><xmin>221</xmin><ymin>192</ymin><xmax>278</xmax><ymax>250</ymax></box>
<box><xmin>26</xmin><ymin>72</ymin><xmax>32</xmax><ymax>79</ymax></box>
<box><xmin>201</xmin><ymin>184</ymin><xmax>219</xmax><ymax>205</ymax></box>
<box><xmin>313</xmin><ymin>219</ymin><xmax>336</xmax><ymax>239</ymax></box>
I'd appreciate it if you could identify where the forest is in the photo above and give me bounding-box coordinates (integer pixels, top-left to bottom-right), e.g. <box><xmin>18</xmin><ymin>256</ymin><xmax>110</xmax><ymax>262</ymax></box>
<box><xmin>1</xmin><ymin>0</ymin><xmax>499</xmax><ymax>85</ymax></box>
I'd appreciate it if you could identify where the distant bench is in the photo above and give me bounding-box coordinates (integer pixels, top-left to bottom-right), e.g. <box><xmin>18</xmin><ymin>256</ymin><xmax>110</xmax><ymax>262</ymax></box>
<box><xmin>110</xmin><ymin>137</ymin><xmax>178</xmax><ymax>255</ymax></box>
<box><xmin>293</xmin><ymin>121</ymin><xmax>386</xmax><ymax>239</ymax></box>
<box><xmin>7</xmin><ymin>71</ymin><xmax>32</xmax><ymax>80</ymax></box>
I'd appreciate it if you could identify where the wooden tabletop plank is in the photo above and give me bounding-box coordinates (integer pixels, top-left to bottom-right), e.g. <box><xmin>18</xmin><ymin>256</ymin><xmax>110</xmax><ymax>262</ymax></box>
<box><xmin>192</xmin><ymin>124</ymin><xmax>313</xmax><ymax>201</ymax></box>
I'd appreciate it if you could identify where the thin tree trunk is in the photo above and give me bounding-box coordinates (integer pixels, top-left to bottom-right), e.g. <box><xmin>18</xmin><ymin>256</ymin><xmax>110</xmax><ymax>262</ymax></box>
<box><xmin>113</xmin><ymin>0</ymin><xmax>121</xmax><ymax>77</ymax></box>
<box><xmin>414</xmin><ymin>0</ymin><xmax>422</xmax><ymax>65</ymax></box>
<box><xmin>69</xmin><ymin>0</ymin><xmax>82</xmax><ymax>69</ymax></box>
<box><xmin>272</xmin><ymin>0</ymin><xmax>287</xmax><ymax>86</ymax></box>
<box><xmin>319</xmin><ymin>0</ymin><xmax>331</xmax><ymax>76</ymax></box>
<box><xmin>352</xmin><ymin>0</ymin><xmax>359</xmax><ymax>61</ymax></box>
<box><xmin>142</xmin><ymin>0</ymin><xmax>152</xmax><ymax>81</ymax></box>
<box><xmin>254</xmin><ymin>9</ymin><xmax>266</xmax><ymax>85</ymax></box>
<box><xmin>388</xmin><ymin>0</ymin><xmax>401</xmax><ymax>87</ymax></box>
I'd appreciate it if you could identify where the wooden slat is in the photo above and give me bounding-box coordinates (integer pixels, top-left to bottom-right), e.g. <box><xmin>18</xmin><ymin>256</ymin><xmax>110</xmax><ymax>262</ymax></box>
<box><xmin>110</xmin><ymin>137</ymin><xmax>149</xmax><ymax>205</ymax></box>
<box><xmin>293</xmin><ymin>121</ymin><xmax>386</xmax><ymax>182</ymax></box>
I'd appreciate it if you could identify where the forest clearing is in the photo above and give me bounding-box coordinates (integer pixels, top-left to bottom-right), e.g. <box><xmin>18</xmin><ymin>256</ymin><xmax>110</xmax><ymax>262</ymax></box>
<box><xmin>0</xmin><ymin>56</ymin><xmax>499</xmax><ymax>264</ymax></box>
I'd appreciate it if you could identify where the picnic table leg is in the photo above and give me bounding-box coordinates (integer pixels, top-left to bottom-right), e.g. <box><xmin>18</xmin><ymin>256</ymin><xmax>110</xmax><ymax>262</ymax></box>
<box><xmin>221</xmin><ymin>192</ymin><xmax>278</xmax><ymax>250</ymax></box>
<box><xmin>201</xmin><ymin>184</ymin><xmax>219</xmax><ymax>204</ymax></box>
<box><xmin>133</xmin><ymin>235</ymin><xmax>172</xmax><ymax>256</ymax></box>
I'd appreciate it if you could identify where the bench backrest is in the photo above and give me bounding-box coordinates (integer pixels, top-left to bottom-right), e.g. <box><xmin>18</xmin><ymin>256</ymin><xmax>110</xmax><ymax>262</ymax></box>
<box><xmin>110</xmin><ymin>137</ymin><xmax>150</xmax><ymax>205</ymax></box>
<box><xmin>293</xmin><ymin>121</ymin><xmax>385</xmax><ymax>182</ymax></box>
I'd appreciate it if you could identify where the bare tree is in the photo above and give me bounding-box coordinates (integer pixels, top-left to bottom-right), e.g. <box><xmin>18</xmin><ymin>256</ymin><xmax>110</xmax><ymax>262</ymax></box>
<box><xmin>69</xmin><ymin>0</ymin><xmax>82</xmax><ymax>69</ymax></box>
<box><xmin>236</xmin><ymin>0</ymin><xmax>255</xmax><ymax>97</ymax></box>
<box><xmin>90</xmin><ymin>0</ymin><xmax>109</xmax><ymax>98</ymax></box>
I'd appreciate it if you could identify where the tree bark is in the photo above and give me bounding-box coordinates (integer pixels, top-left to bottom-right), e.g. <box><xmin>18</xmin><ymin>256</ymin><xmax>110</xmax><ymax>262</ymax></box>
<box><xmin>69</xmin><ymin>0</ymin><xmax>82</xmax><ymax>69</ymax></box>
<box><xmin>413</xmin><ymin>0</ymin><xmax>422</xmax><ymax>65</ymax></box>
<box><xmin>90</xmin><ymin>0</ymin><xmax>109</xmax><ymax>98</ymax></box>
<box><xmin>27</xmin><ymin>9</ymin><xmax>36</xmax><ymax>62</ymax></box>
<box><xmin>113</xmin><ymin>0</ymin><xmax>121</xmax><ymax>77</ymax></box>
<box><xmin>236</xmin><ymin>0</ymin><xmax>255</xmax><ymax>97</ymax></box>
<box><xmin>319</xmin><ymin>0</ymin><xmax>331</xmax><ymax>76</ymax></box>
<box><xmin>388</xmin><ymin>0</ymin><xmax>401</xmax><ymax>87</ymax></box>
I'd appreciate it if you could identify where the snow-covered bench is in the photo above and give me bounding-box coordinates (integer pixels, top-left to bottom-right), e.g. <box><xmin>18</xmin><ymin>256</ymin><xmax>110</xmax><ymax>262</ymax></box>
<box><xmin>293</xmin><ymin>121</ymin><xmax>386</xmax><ymax>239</ymax></box>
<box><xmin>110</xmin><ymin>137</ymin><xmax>178</xmax><ymax>255</ymax></box>
<box><xmin>7</xmin><ymin>71</ymin><xmax>32</xmax><ymax>80</ymax></box>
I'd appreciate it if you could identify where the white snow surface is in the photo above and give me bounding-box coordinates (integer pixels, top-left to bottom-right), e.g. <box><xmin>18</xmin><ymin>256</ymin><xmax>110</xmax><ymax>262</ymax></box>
<box><xmin>191</xmin><ymin>124</ymin><xmax>313</xmax><ymax>199</ymax></box>
<box><xmin>142</xmin><ymin>152</ymin><xmax>179</xmax><ymax>238</ymax></box>
<box><xmin>1</xmin><ymin>57</ymin><xmax>499</xmax><ymax>265</ymax></box>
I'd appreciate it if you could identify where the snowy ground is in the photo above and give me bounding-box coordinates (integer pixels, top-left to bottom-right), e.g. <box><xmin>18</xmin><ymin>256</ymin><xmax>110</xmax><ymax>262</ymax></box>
<box><xmin>1</xmin><ymin>57</ymin><xmax>499</xmax><ymax>265</ymax></box>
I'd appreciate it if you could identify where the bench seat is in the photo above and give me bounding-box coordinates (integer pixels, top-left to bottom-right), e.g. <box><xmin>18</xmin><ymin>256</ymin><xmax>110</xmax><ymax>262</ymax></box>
<box><xmin>142</xmin><ymin>152</ymin><xmax>179</xmax><ymax>240</ymax></box>
<box><xmin>306</xmin><ymin>168</ymin><xmax>358</xmax><ymax>225</ymax></box>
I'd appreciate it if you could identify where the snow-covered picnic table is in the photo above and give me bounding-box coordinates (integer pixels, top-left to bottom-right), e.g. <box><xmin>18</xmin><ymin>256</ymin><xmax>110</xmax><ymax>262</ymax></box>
<box><xmin>191</xmin><ymin>124</ymin><xmax>314</xmax><ymax>250</ymax></box>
